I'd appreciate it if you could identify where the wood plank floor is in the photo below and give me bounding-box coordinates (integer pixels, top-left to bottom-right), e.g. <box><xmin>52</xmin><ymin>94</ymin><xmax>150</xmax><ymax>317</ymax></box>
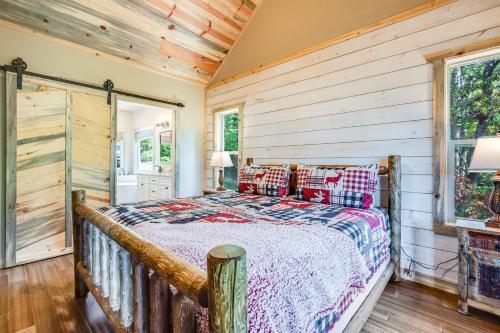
<box><xmin>0</xmin><ymin>255</ymin><xmax>498</xmax><ymax>333</ymax></box>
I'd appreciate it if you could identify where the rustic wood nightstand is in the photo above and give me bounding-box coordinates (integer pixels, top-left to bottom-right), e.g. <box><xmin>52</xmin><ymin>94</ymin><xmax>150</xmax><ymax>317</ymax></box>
<box><xmin>457</xmin><ymin>219</ymin><xmax>500</xmax><ymax>316</ymax></box>
<box><xmin>202</xmin><ymin>189</ymin><xmax>233</xmax><ymax>196</ymax></box>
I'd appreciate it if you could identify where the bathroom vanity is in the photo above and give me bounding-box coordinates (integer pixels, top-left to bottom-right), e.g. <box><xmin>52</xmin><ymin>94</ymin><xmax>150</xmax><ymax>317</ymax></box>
<box><xmin>137</xmin><ymin>173</ymin><xmax>173</xmax><ymax>201</ymax></box>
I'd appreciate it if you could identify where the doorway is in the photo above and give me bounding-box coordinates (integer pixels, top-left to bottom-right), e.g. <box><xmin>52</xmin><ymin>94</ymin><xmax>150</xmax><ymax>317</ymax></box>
<box><xmin>114</xmin><ymin>98</ymin><xmax>176</xmax><ymax>204</ymax></box>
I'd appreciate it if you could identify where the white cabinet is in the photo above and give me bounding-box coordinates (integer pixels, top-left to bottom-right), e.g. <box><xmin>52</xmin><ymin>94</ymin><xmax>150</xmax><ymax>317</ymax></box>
<box><xmin>137</xmin><ymin>174</ymin><xmax>172</xmax><ymax>201</ymax></box>
<box><xmin>137</xmin><ymin>181</ymin><xmax>149</xmax><ymax>202</ymax></box>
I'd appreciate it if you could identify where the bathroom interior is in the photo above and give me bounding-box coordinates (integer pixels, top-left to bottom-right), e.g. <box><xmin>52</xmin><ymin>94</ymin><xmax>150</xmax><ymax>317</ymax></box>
<box><xmin>116</xmin><ymin>99</ymin><xmax>175</xmax><ymax>204</ymax></box>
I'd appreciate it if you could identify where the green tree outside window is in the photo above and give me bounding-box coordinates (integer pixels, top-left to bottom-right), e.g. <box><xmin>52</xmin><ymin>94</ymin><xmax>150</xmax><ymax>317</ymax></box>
<box><xmin>140</xmin><ymin>138</ymin><xmax>153</xmax><ymax>163</ymax></box>
<box><xmin>449</xmin><ymin>56</ymin><xmax>499</xmax><ymax>220</ymax></box>
<box><xmin>222</xmin><ymin>112</ymin><xmax>239</xmax><ymax>190</ymax></box>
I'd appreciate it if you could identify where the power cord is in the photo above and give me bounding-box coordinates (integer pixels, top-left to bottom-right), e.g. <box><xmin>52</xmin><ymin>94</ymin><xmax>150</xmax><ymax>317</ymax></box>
<box><xmin>401</xmin><ymin>246</ymin><xmax>458</xmax><ymax>277</ymax></box>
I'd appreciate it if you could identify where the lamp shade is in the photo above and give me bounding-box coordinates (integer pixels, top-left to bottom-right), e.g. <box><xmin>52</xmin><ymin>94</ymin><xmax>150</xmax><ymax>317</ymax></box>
<box><xmin>469</xmin><ymin>135</ymin><xmax>500</xmax><ymax>173</ymax></box>
<box><xmin>210</xmin><ymin>151</ymin><xmax>233</xmax><ymax>168</ymax></box>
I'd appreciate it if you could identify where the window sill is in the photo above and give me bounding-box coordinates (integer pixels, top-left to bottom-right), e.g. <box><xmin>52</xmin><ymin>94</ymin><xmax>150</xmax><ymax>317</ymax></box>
<box><xmin>433</xmin><ymin>223</ymin><xmax>458</xmax><ymax>237</ymax></box>
<box><xmin>434</xmin><ymin>217</ymin><xmax>493</xmax><ymax>236</ymax></box>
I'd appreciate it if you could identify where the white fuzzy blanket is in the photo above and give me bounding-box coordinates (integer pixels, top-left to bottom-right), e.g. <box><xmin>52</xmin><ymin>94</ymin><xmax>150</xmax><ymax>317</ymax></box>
<box><xmin>131</xmin><ymin>221</ymin><xmax>370</xmax><ymax>332</ymax></box>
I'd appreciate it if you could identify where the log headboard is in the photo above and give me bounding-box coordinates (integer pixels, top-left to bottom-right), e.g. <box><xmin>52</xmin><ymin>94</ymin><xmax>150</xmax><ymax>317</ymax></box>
<box><xmin>245</xmin><ymin>156</ymin><xmax>401</xmax><ymax>281</ymax></box>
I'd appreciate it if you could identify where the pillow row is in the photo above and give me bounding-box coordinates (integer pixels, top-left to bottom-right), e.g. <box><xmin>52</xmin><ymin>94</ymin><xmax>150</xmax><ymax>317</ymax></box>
<box><xmin>237</xmin><ymin>164</ymin><xmax>378</xmax><ymax>209</ymax></box>
<box><xmin>238</xmin><ymin>165</ymin><xmax>291</xmax><ymax>197</ymax></box>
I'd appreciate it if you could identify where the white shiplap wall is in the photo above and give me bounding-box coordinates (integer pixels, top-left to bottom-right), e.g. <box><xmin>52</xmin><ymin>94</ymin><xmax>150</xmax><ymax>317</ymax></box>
<box><xmin>205</xmin><ymin>0</ymin><xmax>500</xmax><ymax>284</ymax></box>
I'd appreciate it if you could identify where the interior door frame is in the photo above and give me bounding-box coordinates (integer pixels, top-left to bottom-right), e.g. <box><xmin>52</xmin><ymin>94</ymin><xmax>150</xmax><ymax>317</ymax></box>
<box><xmin>113</xmin><ymin>95</ymin><xmax>177</xmax><ymax>202</ymax></box>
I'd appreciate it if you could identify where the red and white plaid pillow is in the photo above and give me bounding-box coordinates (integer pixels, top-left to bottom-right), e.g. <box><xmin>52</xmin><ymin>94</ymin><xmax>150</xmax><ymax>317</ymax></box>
<box><xmin>295</xmin><ymin>164</ymin><xmax>378</xmax><ymax>209</ymax></box>
<box><xmin>238</xmin><ymin>165</ymin><xmax>291</xmax><ymax>197</ymax></box>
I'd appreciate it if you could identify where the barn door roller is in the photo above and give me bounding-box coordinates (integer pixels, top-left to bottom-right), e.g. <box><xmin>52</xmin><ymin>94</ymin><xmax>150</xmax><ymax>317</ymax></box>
<box><xmin>103</xmin><ymin>79</ymin><xmax>114</xmax><ymax>105</ymax></box>
<box><xmin>4</xmin><ymin>57</ymin><xmax>27</xmax><ymax>89</ymax></box>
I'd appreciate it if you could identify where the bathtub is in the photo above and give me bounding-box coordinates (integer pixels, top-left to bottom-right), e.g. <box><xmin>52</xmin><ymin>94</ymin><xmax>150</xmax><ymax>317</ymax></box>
<box><xmin>117</xmin><ymin>175</ymin><xmax>138</xmax><ymax>204</ymax></box>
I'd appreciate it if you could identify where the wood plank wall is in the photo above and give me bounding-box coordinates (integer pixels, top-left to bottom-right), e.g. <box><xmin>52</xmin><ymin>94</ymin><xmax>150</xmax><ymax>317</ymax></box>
<box><xmin>205</xmin><ymin>0</ymin><xmax>500</xmax><ymax>284</ymax></box>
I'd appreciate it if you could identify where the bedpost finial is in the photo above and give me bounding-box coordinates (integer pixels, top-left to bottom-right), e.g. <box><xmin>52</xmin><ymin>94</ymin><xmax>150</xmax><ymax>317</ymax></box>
<box><xmin>207</xmin><ymin>244</ymin><xmax>247</xmax><ymax>332</ymax></box>
<box><xmin>72</xmin><ymin>189</ymin><xmax>87</xmax><ymax>207</ymax></box>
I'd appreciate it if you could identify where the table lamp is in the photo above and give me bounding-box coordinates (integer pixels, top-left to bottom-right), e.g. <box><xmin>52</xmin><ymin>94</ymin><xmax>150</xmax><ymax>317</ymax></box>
<box><xmin>210</xmin><ymin>151</ymin><xmax>233</xmax><ymax>191</ymax></box>
<box><xmin>468</xmin><ymin>133</ymin><xmax>500</xmax><ymax>228</ymax></box>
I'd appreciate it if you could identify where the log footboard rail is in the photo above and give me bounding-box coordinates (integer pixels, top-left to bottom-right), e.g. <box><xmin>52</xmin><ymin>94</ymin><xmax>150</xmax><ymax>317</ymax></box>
<box><xmin>72</xmin><ymin>190</ymin><xmax>247</xmax><ymax>333</ymax></box>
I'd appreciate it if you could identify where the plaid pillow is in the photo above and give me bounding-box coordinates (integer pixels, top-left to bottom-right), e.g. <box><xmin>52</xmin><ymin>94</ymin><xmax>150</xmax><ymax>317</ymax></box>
<box><xmin>295</xmin><ymin>164</ymin><xmax>378</xmax><ymax>208</ymax></box>
<box><xmin>238</xmin><ymin>165</ymin><xmax>291</xmax><ymax>197</ymax></box>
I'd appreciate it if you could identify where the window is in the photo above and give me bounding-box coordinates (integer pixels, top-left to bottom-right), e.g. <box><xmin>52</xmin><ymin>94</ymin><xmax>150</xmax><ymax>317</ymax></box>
<box><xmin>439</xmin><ymin>49</ymin><xmax>499</xmax><ymax>225</ymax></box>
<box><xmin>215</xmin><ymin>108</ymin><xmax>240</xmax><ymax>190</ymax></box>
<box><xmin>159</xmin><ymin>131</ymin><xmax>172</xmax><ymax>164</ymax></box>
<box><xmin>135</xmin><ymin>129</ymin><xmax>153</xmax><ymax>171</ymax></box>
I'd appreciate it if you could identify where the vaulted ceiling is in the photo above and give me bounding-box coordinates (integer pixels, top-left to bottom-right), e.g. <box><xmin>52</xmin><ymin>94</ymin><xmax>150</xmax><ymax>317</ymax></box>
<box><xmin>0</xmin><ymin>0</ymin><xmax>262</xmax><ymax>83</ymax></box>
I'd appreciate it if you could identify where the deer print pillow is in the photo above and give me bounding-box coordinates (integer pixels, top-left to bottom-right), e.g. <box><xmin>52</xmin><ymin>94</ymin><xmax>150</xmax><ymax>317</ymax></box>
<box><xmin>295</xmin><ymin>164</ymin><xmax>378</xmax><ymax>209</ymax></box>
<box><xmin>238</xmin><ymin>165</ymin><xmax>291</xmax><ymax>197</ymax></box>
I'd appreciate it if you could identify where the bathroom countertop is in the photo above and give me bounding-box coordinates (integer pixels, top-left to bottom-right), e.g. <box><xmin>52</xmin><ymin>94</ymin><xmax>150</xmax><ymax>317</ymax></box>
<box><xmin>135</xmin><ymin>172</ymin><xmax>172</xmax><ymax>177</ymax></box>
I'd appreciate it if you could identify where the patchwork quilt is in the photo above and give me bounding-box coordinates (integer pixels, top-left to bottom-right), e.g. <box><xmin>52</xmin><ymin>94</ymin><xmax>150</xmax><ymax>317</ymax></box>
<box><xmin>98</xmin><ymin>192</ymin><xmax>391</xmax><ymax>333</ymax></box>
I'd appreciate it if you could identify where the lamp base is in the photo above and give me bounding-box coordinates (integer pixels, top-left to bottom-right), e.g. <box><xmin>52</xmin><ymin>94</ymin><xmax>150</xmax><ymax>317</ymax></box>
<box><xmin>485</xmin><ymin>173</ymin><xmax>500</xmax><ymax>229</ymax></box>
<box><xmin>217</xmin><ymin>168</ymin><xmax>225</xmax><ymax>192</ymax></box>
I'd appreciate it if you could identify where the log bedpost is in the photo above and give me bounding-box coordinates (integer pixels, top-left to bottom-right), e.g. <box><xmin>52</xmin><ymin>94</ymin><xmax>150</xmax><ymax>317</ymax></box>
<box><xmin>72</xmin><ymin>190</ymin><xmax>89</xmax><ymax>298</ymax></box>
<box><xmin>207</xmin><ymin>244</ymin><xmax>247</xmax><ymax>333</ymax></box>
<box><xmin>388</xmin><ymin>155</ymin><xmax>401</xmax><ymax>282</ymax></box>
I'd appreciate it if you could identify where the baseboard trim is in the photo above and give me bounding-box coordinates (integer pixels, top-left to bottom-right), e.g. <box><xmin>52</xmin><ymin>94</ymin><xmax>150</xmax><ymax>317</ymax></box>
<box><xmin>403</xmin><ymin>271</ymin><xmax>457</xmax><ymax>295</ymax></box>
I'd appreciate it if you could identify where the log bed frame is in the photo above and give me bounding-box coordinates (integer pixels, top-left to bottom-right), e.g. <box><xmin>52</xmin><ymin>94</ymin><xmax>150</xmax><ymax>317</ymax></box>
<box><xmin>71</xmin><ymin>155</ymin><xmax>401</xmax><ymax>333</ymax></box>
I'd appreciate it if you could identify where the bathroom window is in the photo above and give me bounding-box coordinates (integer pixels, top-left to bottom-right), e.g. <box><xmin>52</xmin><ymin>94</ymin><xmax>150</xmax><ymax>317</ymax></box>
<box><xmin>136</xmin><ymin>129</ymin><xmax>154</xmax><ymax>171</ymax></box>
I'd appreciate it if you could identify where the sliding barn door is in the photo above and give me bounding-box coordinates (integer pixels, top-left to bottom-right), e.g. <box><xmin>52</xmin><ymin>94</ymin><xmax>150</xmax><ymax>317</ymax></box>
<box><xmin>8</xmin><ymin>75</ymin><xmax>71</xmax><ymax>265</ymax></box>
<box><xmin>71</xmin><ymin>91</ymin><xmax>112</xmax><ymax>208</ymax></box>
<box><xmin>4</xmin><ymin>75</ymin><xmax>114</xmax><ymax>267</ymax></box>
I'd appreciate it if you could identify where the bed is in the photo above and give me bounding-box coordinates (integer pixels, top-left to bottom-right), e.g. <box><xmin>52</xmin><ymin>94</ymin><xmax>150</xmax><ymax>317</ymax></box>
<box><xmin>71</xmin><ymin>156</ymin><xmax>401</xmax><ymax>333</ymax></box>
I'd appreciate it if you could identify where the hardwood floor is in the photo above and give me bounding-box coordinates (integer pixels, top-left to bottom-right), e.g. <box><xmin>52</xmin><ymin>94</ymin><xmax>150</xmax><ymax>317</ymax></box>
<box><xmin>0</xmin><ymin>255</ymin><xmax>498</xmax><ymax>333</ymax></box>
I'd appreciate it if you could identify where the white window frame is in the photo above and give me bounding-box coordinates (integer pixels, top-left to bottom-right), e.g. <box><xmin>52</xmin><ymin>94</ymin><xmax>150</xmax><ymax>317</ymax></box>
<box><xmin>135</xmin><ymin>128</ymin><xmax>154</xmax><ymax>172</ymax></box>
<box><xmin>434</xmin><ymin>47</ymin><xmax>500</xmax><ymax>231</ymax></box>
<box><xmin>212</xmin><ymin>105</ymin><xmax>243</xmax><ymax>189</ymax></box>
<box><xmin>157</xmin><ymin>129</ymin><xmax>173</xmax><ymax>166</ymax></box>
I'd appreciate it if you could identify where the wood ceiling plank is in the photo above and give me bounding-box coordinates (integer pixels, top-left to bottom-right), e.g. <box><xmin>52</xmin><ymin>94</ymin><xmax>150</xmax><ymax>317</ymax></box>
<box><xmin>0</xmin><ymin>0</ymin><xmax>261</xmax><ymax>82</ymax></box>
<box><xmin>159</xmin><ymin>38</ymin><xmax>220</xmax><ymax>74</ymax></box>
<box><xmin>189</xmin><ymin>0</ymin><xmax>244</xmax><ymax>32</ymax></box>
<box><xmin>145</xmin><ymin>0</ymin><xmax>236</xmax><ymax>50</ymax></box>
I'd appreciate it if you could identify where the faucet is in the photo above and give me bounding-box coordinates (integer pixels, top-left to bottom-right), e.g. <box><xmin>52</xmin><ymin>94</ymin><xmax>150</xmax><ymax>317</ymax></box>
<box><xmin>118</xmin><ymin>167</ymin><xmax>126</xmax><ymax>175</ymax></box>
<box><xmin>154</xmin><ymin>165</ymin><xmax>163</xmax><ymax>174</ymax></box>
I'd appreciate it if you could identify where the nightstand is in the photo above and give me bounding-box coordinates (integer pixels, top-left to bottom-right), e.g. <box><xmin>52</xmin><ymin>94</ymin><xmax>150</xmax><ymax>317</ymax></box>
<box><xmin>203</xmin><ymin>189</ymin><xmax>233</xmax><ymax>196</ymax></box>
<box><xmin>457</xmin><ymin>219</ymin><xmax>500</xmax><ymax>316</ymax></box>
